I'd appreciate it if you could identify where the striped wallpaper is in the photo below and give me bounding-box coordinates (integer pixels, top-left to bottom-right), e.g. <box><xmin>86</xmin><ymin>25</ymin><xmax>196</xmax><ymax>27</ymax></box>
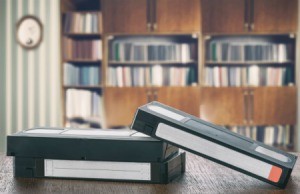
<box><xmin>0</xmin><ymin>0</ymin><xmax>62</xmax><ymax>151</ymax></box>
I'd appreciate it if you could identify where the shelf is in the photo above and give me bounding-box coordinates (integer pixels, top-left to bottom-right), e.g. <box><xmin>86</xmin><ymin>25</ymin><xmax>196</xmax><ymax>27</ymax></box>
<box><xmin>203</xmin><ymin>32</ymin><xmax>296</xmax><ymax>37</ymax></box>
<box><xmin>64</xmin><ymin>85</ymin><xmax>102</xmax><ymax>89</ymax></box>
<box><xmin>62</xmin><ymin>10</ymin><xmax>100</xmax><ymax>14</ymax></box>
<box><xmin>205</xmin><ymin>61</ymin><xmax>294</xmax><ymax>65</ymax></box>
<box><xmin>108</xmin><ymin>61</ymin><xmax>198</xmax><ymax>65</ymax></box>
<box><xmin>202</xmin><ymin>85</ymin><xmax>296</xmax><ymax>89</ymax></box>
<box><xmin>64</xmin><ymin>59</ymin><xmax>101</xmax><ymax>63</ymax></box>
<box><xmin>63</xmin><ymin>33</ymin><xmax>101</xmax><ymax>38</ymax></box>
<box><xmin>104</xmin><ymin>85</ymin><xmax>199</xmax><ymax>88</ymax></box>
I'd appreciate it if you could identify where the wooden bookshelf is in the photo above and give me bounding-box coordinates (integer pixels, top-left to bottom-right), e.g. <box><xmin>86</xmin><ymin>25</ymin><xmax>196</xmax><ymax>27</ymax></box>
<box><xmin>61</xmin><ymin>0</ymin><xmax>103</xmax><ymax>128</ymax></box>
<box><xmin>64</xmin><ymin>33</ymin><xmax>101</xmax><ymax>38</ymax></box>
<box><xmin>63</xmin><ymin>85</ymin><xmax>102</xmax><ymax>89</ymax></box>
<box><xmin>200</xmin><ymin>0</ymin><xmax>298</xmax><ymax>150</ymax></box>
<box><xmin>60</xmin><ymin>0</ymin><xmax>298</xmax><ymax>151</ymax></box>
<box><xmin>64</xmin><ymin>59</ymin><xmax>102</xmax><ymax>63</ymax></box>
<box><xmin>205</xmin><ymin>61</ymin><xmax>294</xmax><ymax>65</ymax></box>
<box><xmin>108</xmin><ymin>61</ymin><xmax>198</xmax><ymax>65</ymax></box>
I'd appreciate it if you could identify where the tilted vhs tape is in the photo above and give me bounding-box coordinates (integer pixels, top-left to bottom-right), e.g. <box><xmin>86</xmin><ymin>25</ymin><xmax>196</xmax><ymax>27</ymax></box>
<box><xmin>131</xmin><ymin>101</ymin><xmax>297</xmax><ymax>188</ymax></box>
<box><xmin>13</xmin><ymin>152</ymin><xmax>186</xmax><ymax>184</ymax></box>
<box><xmin>7</xmin><ymin>128</ymin><xmax>178</xmax><ymax>162</ymax></box>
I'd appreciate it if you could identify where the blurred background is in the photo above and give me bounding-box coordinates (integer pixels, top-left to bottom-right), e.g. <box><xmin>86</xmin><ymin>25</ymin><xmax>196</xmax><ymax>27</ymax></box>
<box><xmin>0</xmin><ymin>0</ymin><xmax>299</xmax><ymax>153</ymax></box>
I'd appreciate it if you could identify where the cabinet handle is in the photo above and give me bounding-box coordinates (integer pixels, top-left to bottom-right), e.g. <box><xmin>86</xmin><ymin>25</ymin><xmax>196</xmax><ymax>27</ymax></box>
<box><xmin>250</xmin><ymin>0</ymin><xmax>254</xmax><ymax>31</ymax></box>
<box><xmin>152</xmin><ymin>0</ymin><xmax>157</xmax><ymax>31</ymax></box>
<box><xmin>250</xmin><ymin>23</ymin><xmax>255</xmax><ymax>31</ymax></box>
<box><xmin>244</xmin><ymin>0</ymin><xmax>249</xmax><ymax>31</ymax></box>
<box><xmin>244</xmin><ymin>23</ymin><xmax>249</xmax><ymax>32</ymax></box>
<box><xmin>147</xmin><ymin>23</ymin><xmax>152</xmax><ymax>32</ymax></box>
<box><xmin>153</xmin><ymin>23</ymin><xmax>157</xmax><ymax>31</ymax></box>
<box><xmin>249</xmin><ymin>90</ymin><xmax>254</xmax><ymax>125</ymax></box>
<box><xmin>243</xmin><ymin>90</ymin><xmax>249</xmax><ymax>124</ymax></box>
<box><xmin>147</xmin><ymin>0</ymin><xmax>151</xmax><ymax>31</ymax></box>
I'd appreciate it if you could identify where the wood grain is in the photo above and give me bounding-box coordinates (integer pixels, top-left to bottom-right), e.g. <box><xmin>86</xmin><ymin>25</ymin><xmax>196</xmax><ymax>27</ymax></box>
<box><xmin>102</xmin><ymin>0</ymin><xmax>148</xmax><ymax>33</ymax></box>
<box><xmin>0</xmin><ymin>152</ymin><xmax>300</xmax><ymax>193</ymax></box>
<box><xmin>201</xmin><ymin>0</ymin><xmax>246</xmax><ymax>34</ymax></box>
<box><xmin>200</xmin><ymin>87</ymin><xmax>246</xmax><ymax>125</ymax></box>
<box><xmin>253</xmin><ymin>0</ymin><xmax>298</xmax><ymax>33</ymax></box>
<box><xmin>155</xmin><ymin>86</ymin><xmax>201</xmax><ymax>117</ymax></box>
<box><xmin>252</xmin><ymin>87</ymin><xmax>297</xmax><ymax>125</ymax></box>
<box><xmin>103</xmin><ymin>87</ymin><xmax>149</xmax><ymax>127</ymax></box>
<box><xmin>155</xmin><ymin>0</ymin><xmax>201</xmax><ymax>33</ymax></box>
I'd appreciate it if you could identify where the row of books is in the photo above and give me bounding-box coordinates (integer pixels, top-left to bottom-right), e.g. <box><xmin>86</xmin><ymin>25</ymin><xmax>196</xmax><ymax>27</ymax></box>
<box><xmin>63</xmin><ymin>38</ymin><xmax>102</xmax><ymax>60</ymax></box>
<box><xmin>207</xmin><ymin>42</ymin><xmax>292</xmax><ymax>62</ymax></box>
<box><xmin>205</xmin><ymin>66</ymin><xmax>293</xmax><ymax>87</ymax></box>
<box><xmin>66</xmin><ymin>89</ymin><xmax>102</xmax><ymax>120</ymax></box>
<box><xmin>64</xmin><ymin>63</ymin><xmax>100</xmax><ymax>86</ymax></box>
<box><xmin>64</xmin><ymin>12</ymin><xmax>102</xmax><ymax>33</ymax></box>
<box><xmin>227</xmin><ymin>125</ymin><xmax>293</xmax><ymax>146</ymax></box>
<box><xmin>110</xmin><ymin>42</ymin><xmax>197</xmax><ymax>63</ymax></box>
<box><xmin>107</xmin><ymin>65</ymin><xmax>197</xmax><ymax>87</ymax></box>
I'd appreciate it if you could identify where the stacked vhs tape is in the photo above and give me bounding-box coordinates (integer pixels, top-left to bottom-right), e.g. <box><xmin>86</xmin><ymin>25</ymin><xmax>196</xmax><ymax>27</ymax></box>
<box><xmin>7</xmin><ymin>128</ymin><xmax>185</xmax><ymax>183</ymax></box>
<box><xmin>131</xmin><ymin>101</ymin><xmax>298</xmax><ymax>188</ymax></box>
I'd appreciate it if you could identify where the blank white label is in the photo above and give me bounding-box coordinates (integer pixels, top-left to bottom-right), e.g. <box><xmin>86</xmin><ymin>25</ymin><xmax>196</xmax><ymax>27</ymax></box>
<box><xmin>156</xmin><ymin>123</ymin><xmax>282</xmax><ymax>183</ymax></box>
<box><xmin>62</xmin><ymin>129</ymin><xmax>133</xmax><ymax>136</ymax></box>
<box><xmin>44</xmin><ymin>159</ymin><xmax>151</xmax><ymax>180</ymax></box>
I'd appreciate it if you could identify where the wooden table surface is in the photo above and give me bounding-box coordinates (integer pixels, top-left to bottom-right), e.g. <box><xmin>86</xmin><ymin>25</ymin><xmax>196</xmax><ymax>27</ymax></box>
<box><xmin>0</xmin><ymin>152</ymin><xmax>299</xmax><ymax>194</ymax></box>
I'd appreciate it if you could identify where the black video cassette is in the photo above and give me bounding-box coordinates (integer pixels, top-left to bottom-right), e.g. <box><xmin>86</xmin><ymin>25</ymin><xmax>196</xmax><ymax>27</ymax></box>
<box><xmin>7</xmin><ymin>128</ymin><xmax>178</xmax><ymax>162</ymax></box>
<box><xmin>14</xmin><ymin>152</ymin><xmax>186</xmax><ymax>184</ymax></box>
<box><xmin>131</xmin><ymin>101</ymin><xmax>297</xmax><ymax>188</ymax></box>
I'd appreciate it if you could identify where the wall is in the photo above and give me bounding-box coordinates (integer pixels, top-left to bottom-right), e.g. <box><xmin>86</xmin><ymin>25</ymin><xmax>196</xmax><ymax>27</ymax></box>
<box><xmin>0</xmin><ymin>0</ymin><xmax>62</xmax><ymax>151</ymax></box>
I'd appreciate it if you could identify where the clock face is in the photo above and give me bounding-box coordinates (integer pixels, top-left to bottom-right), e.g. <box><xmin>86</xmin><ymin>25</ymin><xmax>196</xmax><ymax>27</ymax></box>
<box><xmin>17</xmin><ymin>16</ymin><xmax>43</xmax><ymax>49</ymax></box>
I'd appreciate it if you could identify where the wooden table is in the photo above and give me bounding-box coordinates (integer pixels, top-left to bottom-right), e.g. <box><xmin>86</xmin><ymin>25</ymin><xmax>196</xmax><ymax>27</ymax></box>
<box><xmin>0</xmin><ymin>152</ymin><xmax>299</xmax><ymax>193</ymax></box>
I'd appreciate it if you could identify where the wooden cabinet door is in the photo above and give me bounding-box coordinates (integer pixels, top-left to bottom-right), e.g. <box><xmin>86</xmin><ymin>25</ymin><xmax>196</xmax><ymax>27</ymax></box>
<box><xmin>252</xmin><ymin>0</ymin><xmax>298</xmax><ymax>33</ymax></box>
<box><xmin>155</xmin><ymin>87</ymin><xmax>200</xmax><ymax>116</ymax></box>
<box><xmin>104</xmin><ymin>87</ymin><xmax>149</xmax><ymax>127</ymax></box>
<box><xmin>252</xmin><ymin>87</ymin><xmax>296</xmax><ymax>125</ymax></box>
<box><xmin>102</xmin><ymin>0</ymin><xmax>149</xmax><ymax>33</ymax></box>
<box><xmin>200</xmin><ymin>87</ymin><xmax>246</xmax><ymax>125</ymax></box>
<box><xmin>155</xmin><ymin>0</ymin><xmax>201</xmax><ymax>33</ymax></box>
<box><xmin>201</xmin><ymin>0</ymin><xmax>246</xmax><ymax>33</ymax></box>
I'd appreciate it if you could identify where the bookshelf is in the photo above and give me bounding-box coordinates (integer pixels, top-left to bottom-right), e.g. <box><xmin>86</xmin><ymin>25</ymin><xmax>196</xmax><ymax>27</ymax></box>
<box><xmin>103</xmin><ymin>34</ymin><xmax>201</xmax><ymax>126</ymax></box>
<box><xmin>61</xmin><ymin>0</ymin><xmax>103</xmax><ymax>128</ymax></box>
<box><xmin>200</xmin><ymin>36</ymin><xmax>297</xmax><ymax>150</ymax></box>
<box><xmin>59</xmin><ymin>0</ymin><xmax>298</xmax><ymax>151</ymax></box>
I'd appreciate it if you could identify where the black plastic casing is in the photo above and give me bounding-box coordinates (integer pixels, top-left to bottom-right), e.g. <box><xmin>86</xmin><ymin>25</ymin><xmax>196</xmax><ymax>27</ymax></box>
<box><xmin>131</xmin><ymin>101</ymin><xmax>298</xmax><ymax>188</ymax></box>
<box><xmin>14</xmin><ymin>152</ymin><xmax>186</xmax><ymax>184</ymax></box>
<box><xmin>7</xmin><ymin>128</ymin><xmax>178</xmax><ymax>162</ymax></box>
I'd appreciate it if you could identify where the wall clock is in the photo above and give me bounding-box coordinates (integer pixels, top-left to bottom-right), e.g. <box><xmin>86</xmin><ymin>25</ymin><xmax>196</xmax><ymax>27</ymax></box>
<box><xmin>16</xmin><ymin>15</ymin><xmax>43</xmax><ymax>49</ymax></box>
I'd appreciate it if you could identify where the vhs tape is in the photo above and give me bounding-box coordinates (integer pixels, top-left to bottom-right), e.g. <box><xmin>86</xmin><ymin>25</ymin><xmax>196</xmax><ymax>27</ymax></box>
<box><xmin>7</xmin><ymin>128</ymin><xmax>178</xmax><ymax>162</ymax></box>
<box><xmin>131</xmin><ymin>101</ymin><xmax>298</xmax><ymax>188</ymax></box>
<box><xmin>13</xmin><ymin>152</ymin><xmax>186</xmax><ymax>184</ymax></box>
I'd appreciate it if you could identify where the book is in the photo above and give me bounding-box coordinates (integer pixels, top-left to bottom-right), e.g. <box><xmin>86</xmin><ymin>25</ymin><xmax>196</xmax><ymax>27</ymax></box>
<box><xmin>110</xmin><ymin>42</ymin><xmax>197</xmax><ymax>63</ymax></box>
<box><xmin>208</xmin><ymin>40</ymin><xmax>291</xmax><ymax>63</ymax></box>
<box><xmin>64</xmin><ymin>63</ymin><xmax>100</xmax><ymax>86</ymax></box>
<box><xmin>205</xmin><ymin>66</ymin><xmax>293</xmax><ymax>87</ymax></box>
<box><xmin>64</xmin><ymin>12</ymin><xmax>102</xmax><ymax>33</ymax></box>
<box><xmin>66</xmin><ymin>89</ymin><xmax>102</xmax><ymax>128</ymax></box>
<box><xmin>63</xmin><ymin>38</ymin><xmax>102</xmax><ymax>60</ymax></box>
<box><xmin>108</xmin><ymin>66</ymin><xmax>197</xmax><ymax>87</ymax></box>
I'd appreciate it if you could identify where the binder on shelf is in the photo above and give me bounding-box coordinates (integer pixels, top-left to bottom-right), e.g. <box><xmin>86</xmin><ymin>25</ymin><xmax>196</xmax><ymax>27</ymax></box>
<box><xmin>7</xmin><ymin>128</ymin><xmax>178</xmax><ymax>162</ymax></box>
<box><xmin>13</xmin><ymin>152</ymin><xmax>185</xmax><ymax>184</ymax></box>
<box><xmin>131</xmin><ymin>101</ymin><xmax>298</xmax><ymax>188</ymax></box>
